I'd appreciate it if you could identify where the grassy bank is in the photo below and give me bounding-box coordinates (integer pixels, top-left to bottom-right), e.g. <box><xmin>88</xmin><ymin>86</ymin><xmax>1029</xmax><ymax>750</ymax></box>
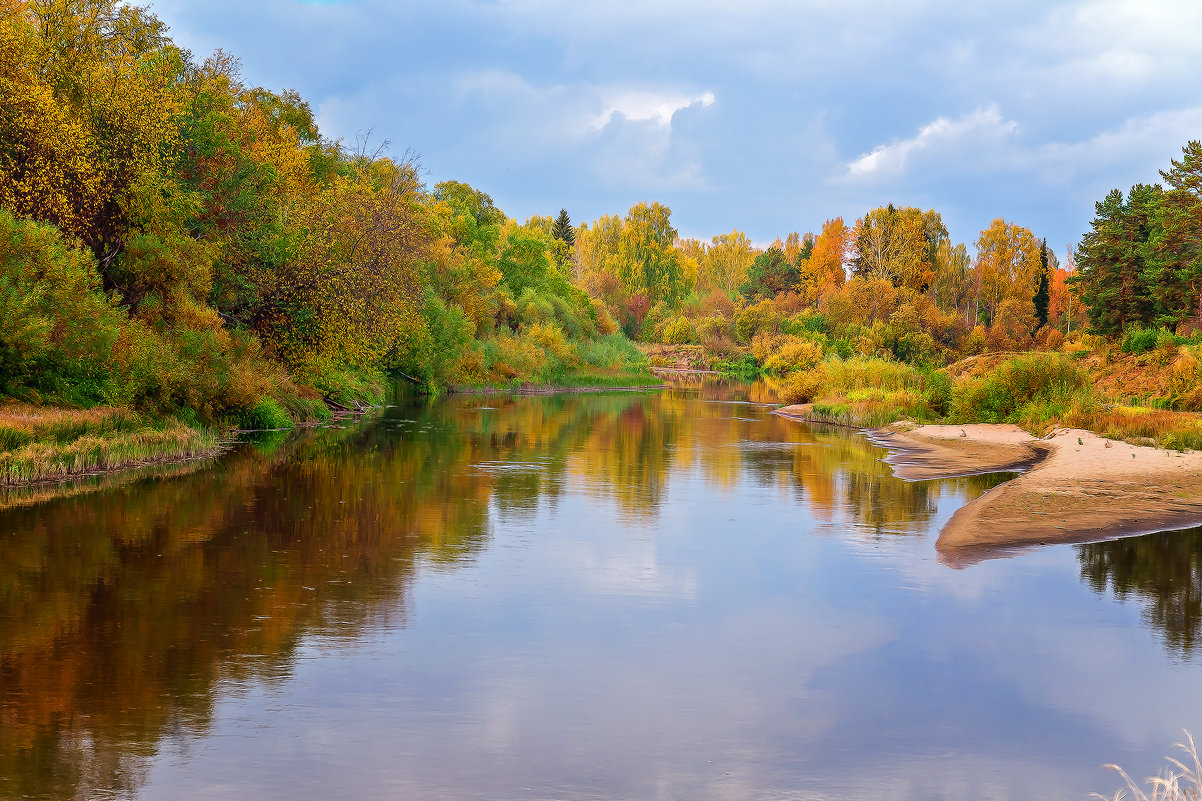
<box><xmin>774</xmin><ymin>348</ymin><xmax>1202</xmax><ymax>450</ymax></box>
<box><xmin>0</xmin><ymin>405</ymin><xmax>223</xmax><ymax>487</ymax></box>
<box><xmin>455</xmin><ymin>332</ymin><xmax>661</xmax><ymax>393</ymax></box>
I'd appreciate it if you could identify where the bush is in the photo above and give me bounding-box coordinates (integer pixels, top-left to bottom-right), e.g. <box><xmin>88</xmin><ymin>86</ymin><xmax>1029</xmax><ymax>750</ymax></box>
<box><xmin>0</xmin><ymin>210</ymin><xmax>125</xmax><ymax>404</ymax></box>
<box><xmin>952</xmin><ymin>352</ymin><xmax>1090</xmax><ymax>424</ymax></box>
<box><xmin>1121</xmin><ymin>326</ymin><xmax>1161</xmax><ymax>354</ymax></box>
<box><xmin>527</xmin><ymin>322</ymin><xmax>580</xmax><ymax>367</ymax></box>
<box><xmin>238</xmin><ymin>398</ymin><xmax>293</xmax><ymax>430</ymax></box>
<box><xmin>663</xmin><ymin>316</ymin><xmax>698</xmax><ymax>345</ymax></box>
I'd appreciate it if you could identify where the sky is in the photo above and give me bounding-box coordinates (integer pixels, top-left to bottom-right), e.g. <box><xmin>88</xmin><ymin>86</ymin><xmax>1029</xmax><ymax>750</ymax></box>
<box><xmin>150</xmin><ymin>0</ymin><xmax>1202</xmax><ymax>256</ymax></box>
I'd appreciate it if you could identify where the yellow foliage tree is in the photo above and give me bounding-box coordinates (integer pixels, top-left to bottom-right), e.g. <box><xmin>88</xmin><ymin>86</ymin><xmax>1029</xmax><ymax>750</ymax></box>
<box><xmin>972</xmin><ymin>218</ymin><xmax>1042</xmax><ymax>329</ymax></box>
<box><xmin>268</xmin><ymin>157</ymin><xmax>430</xmax><ymax>379</ymax></box>
<box><xmin>852</xmin><ymin>205</ymin><xmax>934</xmax><ymax>292</ymax></box>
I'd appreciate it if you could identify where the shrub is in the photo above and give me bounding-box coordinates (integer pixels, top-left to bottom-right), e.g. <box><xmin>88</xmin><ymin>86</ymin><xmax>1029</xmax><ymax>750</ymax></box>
<box><xmin>238</xmin><ymin>398</ymin><xmax>293</xmax><ymax>430</ymax></box>
<box><xmin>527</xmin><ymin>322</ymin><xmax>580</xmax><ymax>367</ymax></box>
<box><xmin>952</xmin><ymin>352</ymin><xmax>1090</xmax><ymax>424</ymax></box>
<box><xmin>1122</xmin><ymin>326</ymin><xmax>1161</xmax><ymax>354</ymax></box>
<box><xmin>663</xmin><ymin>316</ymin><xmax>698</xmax><ymax>345</ymax></box>
<box><xmin>735</xmin><ymin>299</ymin><xmax>780</xmax><ymax>343</ymax></box>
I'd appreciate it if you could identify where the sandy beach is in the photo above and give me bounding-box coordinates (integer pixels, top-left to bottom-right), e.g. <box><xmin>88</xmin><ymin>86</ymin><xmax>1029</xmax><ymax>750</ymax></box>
<box><xmin>871</xmin><ymin>423</ymin><xmax>1202</xmax><ymax>566</ymax></box>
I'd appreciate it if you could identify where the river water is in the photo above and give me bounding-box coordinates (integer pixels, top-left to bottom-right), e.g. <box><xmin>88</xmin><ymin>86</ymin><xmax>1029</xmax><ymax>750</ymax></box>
<box><xmin>2</xmin><ymin>379</ymin><xmax>1202</xmax><ymax>800</ymax></box>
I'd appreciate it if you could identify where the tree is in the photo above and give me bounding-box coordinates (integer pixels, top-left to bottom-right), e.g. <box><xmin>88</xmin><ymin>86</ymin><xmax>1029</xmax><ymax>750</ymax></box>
<box><xmin>1074</xmin><ymin>185</ymin><xmax>1160</xmax><ymax>334</ymax></box>
<box><xmin>618</xmin><ymin>202</ymin><xmax>685</xmax><ymax>305</ymax></box>
<box><xmin>551</xmin><ymin>208</ymin><xmax>575</xmax><ymax>247</ymax></box>
<box><xmin>1153</xmin><ymin>141</ymin><xmax>1202</xmax><ymax>330</ymax></box>
<box><xmin>0</xmin><ymin>0</ymin><xmax>187</xmax><ymax>275</ymax></box>
<box><xmin>705</xmin><ymin>229</ymin><xmax>755</xmax><ymax>294</ymax></box>
<box><xmin>497</xmin><ymin>234</ymin><xmax>552</xmax><ymax>298</ymax></box>
<box><xmin>267</xmin><ymin>156</ymin><xmax>430</xmax><ymax>375</ymax></box>
<box><xmin>740</xmin><ymin>247</ymin><xmax>797</xmax><ymax>299</ymax></box>
<box><xmin>973</xmin><ymin>218</ymin><xmax>1042</xmax><ymax>328</ymax></box>
<box><xmin>1034</xmin><ymin>238</ymin><xmax>1050</xmax><ymax>329</ymax></box>
<box><xmin>852</xmin><ymin>205</ymin><xmax>935</xmax><ymax>292</ymax></box>
<box><xmin>800</xmin><ymin>218</ymin><xmax>849</xmax><ymax>303</ymax></box>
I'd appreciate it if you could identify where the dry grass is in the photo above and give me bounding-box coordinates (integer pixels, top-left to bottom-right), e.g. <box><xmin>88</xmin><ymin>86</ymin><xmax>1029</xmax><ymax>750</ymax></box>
<box><xmin>0</xmin><ymin>403</ymin><xmax>221</xmax><ymax>486</ymax></box>
<box><xmin>1094</xmin><ymin>731</ymin><xmax>1202</xmax><ymax>801</ymax></box>
<box><xmin>1062</xmin><ymin>405</ymin><xmax>1202</xmax><ymax>451</ymax></box>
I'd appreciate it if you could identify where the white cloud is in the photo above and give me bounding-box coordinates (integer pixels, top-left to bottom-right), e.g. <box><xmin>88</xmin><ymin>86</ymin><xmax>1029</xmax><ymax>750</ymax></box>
<box><xmin>590</xmin><ymin>89</ymin><xmax>716</xmax><ymax>130</ymax></box>
<box><xmin>845</xmin><ymin>105</ymin><xmax>1019</xmax><ymax>180</ymax></box>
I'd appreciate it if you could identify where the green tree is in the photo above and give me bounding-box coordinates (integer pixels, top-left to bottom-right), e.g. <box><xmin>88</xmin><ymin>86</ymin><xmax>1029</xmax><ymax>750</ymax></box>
<box><xmin>618</xmin><ymin>202</ymin><xmax>685</xmax><ymax>306</ymax></box>
<box><xmin>740</xmin><ymin>247</ymin><xmax>798</xmax><ymax>299</ymax></box>
<box><xmin>551</xmin><ymin>208</ymin><xmax>575</xmax><ymax>247</ymax></box>
<box><xmin>1152</xmin><ymin>141</ymin><xmax>1202</xmax><ymax>330</ymax></box>
<box><xmin>1074</xmin><ymin>185</ymin><xmax>1161</xmax><ymax>334</ymax></box>
<box><xmin>1034</xmin><ymin>238</ymin><xmax>1050</xmax><ymax>329</ymax></box>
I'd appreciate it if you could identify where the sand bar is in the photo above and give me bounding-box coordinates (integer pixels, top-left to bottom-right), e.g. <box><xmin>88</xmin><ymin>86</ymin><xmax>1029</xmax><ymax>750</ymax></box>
<box><xmin>875</xmin><ymin>424</ymin><xmax>1202</xmax><ymax>566</ymax></box>
<box><xmin>774</xmin><ymin>407</ymin><xmax>1202</xmax><ymax>565</ymax></box>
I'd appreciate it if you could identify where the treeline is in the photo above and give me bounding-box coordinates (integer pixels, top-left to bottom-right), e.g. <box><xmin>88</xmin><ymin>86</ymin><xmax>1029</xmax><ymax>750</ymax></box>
<box><xmin>4</xmin><ymin>1</ymin><xmax>1200</xmax><ymax>430</ymax></box>
<box><xmin>573</xmin><ymin>202</ymin><xmax>1084</xmax><ymax>367</ymax></box>
<box><xmin>1074</xmin><ymin>143</ymin><xmax>1202</xmax><ymax>337</ymax></box>
<box><xmin>572</xmin><ymin>142</ymin><xmax>1201</xmax><ymax>373</ymax></box>
<box><xmin>0</xmin><ymin>0</ymin><xmax>645</xmax><ymax>427</ymax></box>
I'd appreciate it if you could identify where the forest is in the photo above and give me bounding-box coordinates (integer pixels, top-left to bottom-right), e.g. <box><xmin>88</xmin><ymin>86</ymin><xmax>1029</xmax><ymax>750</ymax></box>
<box><xmin>2</xmin><ymin>0</ymin><xmax>1202</xmax><ymax>476</ymax></box>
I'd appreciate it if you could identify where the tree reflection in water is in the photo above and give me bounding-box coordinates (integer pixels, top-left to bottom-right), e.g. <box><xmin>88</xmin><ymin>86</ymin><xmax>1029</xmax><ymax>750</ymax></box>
<box><xmin>1078</xmin><ymin>526</ymin><xmax>1202</xmax><ymax>658</ymax></box>
<box><xmin>0</xmin><ymin>382</ymin><xmax>1001</xmax><ymax>799</ymax></box>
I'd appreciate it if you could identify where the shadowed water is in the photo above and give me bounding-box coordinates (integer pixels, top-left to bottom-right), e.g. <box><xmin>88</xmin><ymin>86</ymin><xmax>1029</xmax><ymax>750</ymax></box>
<box><xmin>1</xmin><ymin>380</ymin><xmax>1200</xmax><ymax>800</ymax></box>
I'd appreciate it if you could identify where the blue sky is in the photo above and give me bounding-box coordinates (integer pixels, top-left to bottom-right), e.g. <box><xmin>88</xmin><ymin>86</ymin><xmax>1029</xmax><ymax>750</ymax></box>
<box><xmin>152</xmin><ymin>0</ymin><xmax>1202</xmax><ymax>257</ymax></box>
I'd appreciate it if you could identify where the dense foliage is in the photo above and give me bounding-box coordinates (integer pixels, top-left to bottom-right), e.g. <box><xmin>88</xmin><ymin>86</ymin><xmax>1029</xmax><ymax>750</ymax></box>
<box><xmin>0</xmin><ymin>0</ymin><xmax>649</xmax><ymax>424</ymax></box>
<box><xmin>3</xmin><ymin>0</ymin><xmax>1200</xmax><ymax>436</ymax></box>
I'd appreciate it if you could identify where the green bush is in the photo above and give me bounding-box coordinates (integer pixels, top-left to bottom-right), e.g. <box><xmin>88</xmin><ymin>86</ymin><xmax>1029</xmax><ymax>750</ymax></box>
<box><xmin>1122</xmin><ymin>326</ymin><xmax>1163</xmax><ymax>354</ymax></box>
<box><xmin>922</xmin><ymin>370</ymin><xmax>953</xmax><ymax>416</ymax></box>
<box><xmin>952</xmin><ymin>352</ymin><xmax>1090</xmax><ymax>423</ymax></box>
<box><xmin>238</xmin><ymin>398</ymin><xmax>293</xmax><ymax>430</ymax></box>
<box><xmin>0</xmin><ymin>210</ymin><xmax>124</xmax><ymax>405</ymax></box>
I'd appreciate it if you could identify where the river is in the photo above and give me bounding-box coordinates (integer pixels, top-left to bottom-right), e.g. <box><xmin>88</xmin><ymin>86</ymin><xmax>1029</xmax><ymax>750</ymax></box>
<box><xmin>2</xmin><ymin>379</ymin><xmax>1201</xmax><ymax>800</ymax></box>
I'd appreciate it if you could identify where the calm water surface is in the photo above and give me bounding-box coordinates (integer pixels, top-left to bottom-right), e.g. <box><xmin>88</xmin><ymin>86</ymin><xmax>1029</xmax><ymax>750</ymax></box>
<box><xmin>3</xmin><ymin>380</ymin><xmax>1201</xmax><ymax>800</ymax></box>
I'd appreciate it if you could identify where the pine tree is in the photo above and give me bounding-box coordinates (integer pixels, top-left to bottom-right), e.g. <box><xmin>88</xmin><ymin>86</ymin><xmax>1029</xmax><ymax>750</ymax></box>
<box><xmin>1152</xmin><ymin>140</ymin><xmax>1202</xmax><ymax>330</ymax></box>
<box><xmin>551</xmin><ymin>208</ymin><xmax>575</xmax><ymax>247</ymax></box>
<box><xmin>1075</xmin><ymin>185</ymin><xmax>1160</xmax><ymax>334</ymax></box>
<box><xmin>1034</xmin><ymin>238</ymin><xmax>1050</xmax><ymax>329</ymax></box>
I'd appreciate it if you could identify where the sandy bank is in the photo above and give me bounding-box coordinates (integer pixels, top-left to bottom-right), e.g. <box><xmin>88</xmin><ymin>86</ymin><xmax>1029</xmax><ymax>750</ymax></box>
<box><xmin>867</xmin><ymin>422</ymin><xmax>1049</xmax><ymax>480</ymax></box>
<box><xmin>877</xmin><ymin>424</ymin><xmax>1202</xmax><ymax>566</ymax></box>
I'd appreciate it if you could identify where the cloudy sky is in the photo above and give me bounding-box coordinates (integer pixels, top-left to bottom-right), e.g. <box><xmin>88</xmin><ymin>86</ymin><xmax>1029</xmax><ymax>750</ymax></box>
<box><xmin>151</xmin><ymin>0</ymin><xmax>1202</xmax><ymax>256</ymax></box>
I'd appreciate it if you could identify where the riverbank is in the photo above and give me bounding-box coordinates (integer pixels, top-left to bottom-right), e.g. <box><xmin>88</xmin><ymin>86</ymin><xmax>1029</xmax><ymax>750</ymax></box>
<box><xmin>866</xmin><ymin>422</ymin><xmax>1202</xmax><ymax>566</ymax></box>
<box><xmin>0</xmin><ymin>405</ymin><xmax>224</xmax><ymax>489</ymax></box>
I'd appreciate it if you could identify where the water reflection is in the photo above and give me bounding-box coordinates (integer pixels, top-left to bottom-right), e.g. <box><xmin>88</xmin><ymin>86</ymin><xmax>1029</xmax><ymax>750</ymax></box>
<box><xmin>1078</xmin><ymin>526</ymin><xmax>1202</xmax><ymax>658</ymax></box>
<box><xmin>0</xmin><ymin>381</ymin><xmax>1180</xmax><ymax>800</ymax></box>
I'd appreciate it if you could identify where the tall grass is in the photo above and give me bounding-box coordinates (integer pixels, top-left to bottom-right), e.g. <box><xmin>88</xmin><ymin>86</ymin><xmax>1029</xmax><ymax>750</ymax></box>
<box><xmin>1094</xmin><ymin>731</ymin><xmax>1202</xmax><ymax>801</ymax></box>
<box><xmin>778</xmin><ymin>356</ymin><xmax>949</xmax><ymax>427</ymax></box>
<box><xmin>951</xmin><ymin>352</ymin><xmax>1090</xmax><ymax>425</ymax></box>
<box><xmin>0</xmin><ymin>405</ymin><xmax>220</xmax><ymax>485</ymax></box>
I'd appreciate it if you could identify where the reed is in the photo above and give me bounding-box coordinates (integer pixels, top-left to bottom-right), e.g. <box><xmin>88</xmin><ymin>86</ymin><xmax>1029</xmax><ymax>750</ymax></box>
<box><xmin>1094</xmin><ymin>731</ymin><xmax>1202</xmax><ymax>801</ymax></box>
<box><xmin>0</xmin><ymin>405</ymin><xmax>221</xmax><ymax>486</ymax></box>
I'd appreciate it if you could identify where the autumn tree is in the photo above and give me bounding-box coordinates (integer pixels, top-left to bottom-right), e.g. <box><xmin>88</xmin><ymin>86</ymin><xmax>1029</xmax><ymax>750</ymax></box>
<box><xmin>267</xmin><ymin>156</ymin><xmax>430</xmax><ymax>379</ymax></box>
<box><xmin>0</xmin><ymin>0</ymin><xmax>187</xmax><ymax>276</ymax></box>
<box><xmin>852</xmin><ymin>205</ymin><xmax>938</xmax><ymax>292</ymax></box>
<box><xmin>973</xmin><ymin>218</ymin><xmax>1042</xmax><ymax>330</ymax></box>
<box><xmin>704</xmin><ymin>229</ymin><xmax>755</xmax><ymax>294</ymax></box>
<box><xmin>618</xmin><ymin>202</ymin><xmax>686</xmax><ymax>305</ymax></box>
<box><xmin>799</xmin><ymin>218</ymin><xmax>848</xmax><ymax>303</ymax></box>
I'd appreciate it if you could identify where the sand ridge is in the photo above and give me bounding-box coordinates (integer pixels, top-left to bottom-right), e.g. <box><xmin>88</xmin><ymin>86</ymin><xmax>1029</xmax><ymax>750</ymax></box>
<box><xmin>878</xmin><ymin>424</ymin><xmax>1202</xmax><ymax>566</ymax></box>
<box><xmin>866</xmin><ymin>423</ymin><xmax>1048</xmax><ymax>480</ymax></box>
